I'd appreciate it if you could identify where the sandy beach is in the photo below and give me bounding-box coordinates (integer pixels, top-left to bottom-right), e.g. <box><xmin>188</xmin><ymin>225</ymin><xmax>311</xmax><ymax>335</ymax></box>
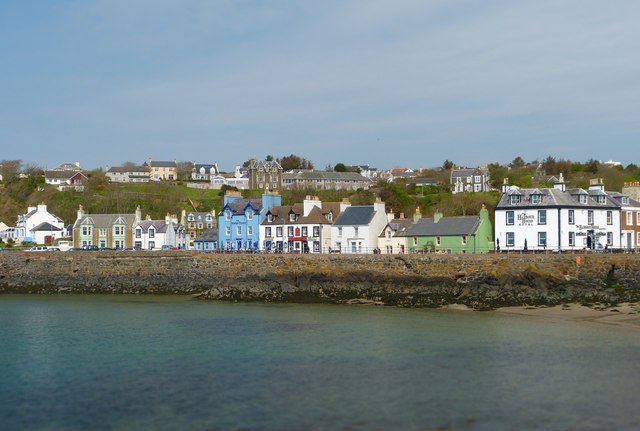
<box><xmin>442</xmin><ymin>302</ymin><xmax>640</xmax><ymax>330</ymax></box>
<box><xmin>495</xmin><ymin>303</ymin><xmax>640</xmax><ymax>330</ymax></box>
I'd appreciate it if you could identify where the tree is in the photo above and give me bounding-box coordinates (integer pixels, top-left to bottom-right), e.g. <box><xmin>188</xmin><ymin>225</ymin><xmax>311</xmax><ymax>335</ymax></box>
<box><xmin>509</xmin><ymin>156</ymin><xmax>526</xmax><ymax>169</ymax></box>
<box><xmin>442</xmin><ymin>159</ymin><xmax>454</xmax><ymax>170</ymax></box>
<box><xmin>277</xmin><ymin>154</ymin><xmax>314</xmax><ymax>171</ymax></box>
<box><xmin>334</xmin><ymin>163</ymin><xmax>347</xmax><ymax>172</ymax></box>
<box><xmin>584</xmin><ymin>159</ymin><xmax>599</xmax><ymax>174</ymax></box>
<box><xmin>176</xmin><ymin>161</ymin><xmax>193</xmax><ymax>181</ymax></box>
<box><xmin>0</xmin><ymin>159</ymin><xmax>22</xmax><ymax>183</ymax></box>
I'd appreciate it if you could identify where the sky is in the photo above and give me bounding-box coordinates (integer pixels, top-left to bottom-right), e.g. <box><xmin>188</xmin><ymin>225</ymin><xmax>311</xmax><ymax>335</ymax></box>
<box><xmin>2</xmin><ymin>0</ymin><xmax>639</xmax><ymax>172</ymax></box>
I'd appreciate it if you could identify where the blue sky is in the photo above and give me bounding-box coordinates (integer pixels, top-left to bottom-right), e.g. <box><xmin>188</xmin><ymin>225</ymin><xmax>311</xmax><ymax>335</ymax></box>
<box><xmin>2</xmin><ymin>0</ymin><xmax>639</xmax><ymax>171</ymax></box>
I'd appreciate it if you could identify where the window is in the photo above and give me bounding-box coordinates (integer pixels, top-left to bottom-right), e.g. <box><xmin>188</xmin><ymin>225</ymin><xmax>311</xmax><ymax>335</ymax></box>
<box><xmin>313</xmin><ymin>226</ymin><xmax>320</xmax><ymax>237</ymax></box>
<box><xmin>506</xmin><ymin>211</ymin><xmax>514</xmax><ymax>225</ymax></box>
<box><xmin>276</xmin><ymin>227</ymin><xmax>283</xmax><ymax>237</ymax></box>
<box><xmin>313</xmin><ymin>242</ymin><xmax>320</xmax><ymax>252</ymax></box>
<box><xmin>627</xmin><ymin>211</ymin><xmax>633</xmax><ymax>225</ymax></box>
<box><xmin>538</xmin><ymin>232</ymin><xmax>547</xmax><ymax>248</ymax></box>
<box><xmin>637</xmin><ymin>212</ymin><xmax>640</xmax><ymax>226</ymax></box>
<box><xmin>474</xmin><ymin>175</ymin><xmax>481</xmax><ymax>183</ymax></box>
<box><xmin>246</xmin><ymin>211</ymin><xmax>253</xmax><ymax>220</ymax></box>
<box><xmin>99</xmin><ymin>228</ymin><xmax>107</xmax><ymax>236</ymax></box>
<box><xmin>197</xmin><ymin>223</ymin><xmax>203</xmax><ymax>229</ymax></box>
<box><xmin>266</xmin><ymin>227</ymin><xmax>272</xmax><ymax>237</ymax></box>
<box><xmin>135</xmin><ymin>228</ymin><xmax>141</xmax><ymax>238</ymax></box>
<box><xmin>568</xmin><ymin>210</ymin><xmax>574</xmax><ymax>225</ymax></box>
<box><xmin>531</xmin><ymin>194</ymin><xmax>541</xmax><ymax>204</ymax></box>
<box><xmin>115</xmin><ymin>226</ymin><xmax>124</xmax><ymax>236</ymax></box>
<box><xmin>247</xmin><ymin>226</ymin><xmax>253</xmax><ymax>236</ymax></box>
<box><xmin>268</xmin><ymin>214</ymin><xmax>273</xmax><ymax>223</ymax></box>
<box><xmin>149</xmin><ymin>241</ymin><xmax>155</xmax><ymax>249</ymax></box>
<box><xmin>579</xmin><ymin>195</ymin><xmax>587</xmax><ymax>204</ymax></box>
<box><xmin>588</xmin><ymin>210</ymin><xmax>594</xmax><ymax>225</ymax></box>
<box><xmin>225</xmin><ymin>211</ymin><xmax>231</xmax><ymax>221</ymax></box>
<box><xmin>236</xmin><ymin>226</ymin><xmax>242</xmax><ymax>235</ymax></box>
<box><xmin>569</xmin><ymin>232</ymin><xmax>575</xmax><ymax>246</ymax></box>
<box><xmin>225</xmin><ymin>226</ymin><xmax>231</xmax><ymax>236</ymax></box>
<box><xmin>413</xmin><ymin>237</ymin><xmax>418</xmax><ymax>246</ymax></box>
<box><xmin>506</xmin><ymin>232</ymin><xmax>515</xmax><ymax>247</ymax></box>
<box><xmin>82</xmin><ymin>226</ymin><xmax>91</xmax><ymax>236</ymax></box>
<box><xmin>597</xmin><ymin>196</ymin><xmax>606</xmax><ymax>204</ymax></box>
<box><xmin>509</xmin><ymin>195</ymin><xmax>521</xmax><ymax>205</ymax></box>
<box><xmin>461</xmin><ymin>235</ymin><xmax>467</xmax><ymax>245</ymax></box>
<box><xmin>354</xmin><ymin>227</ymin><xmax>359</xmax><ymax>237</ymax></box>
<box><xmin>289</xmin><ymin>213</ymin><xmax>296</xmax><ymax>222</ymax></box>
<box><xmin>135</xmin><ymin>241</ymin><xmax>142</xmax><ymax>248</ymax></box>
<box><xmin>338</xmin><ymin>227</ymin><xmax>342</xmax><ymax>236</ymax></box>
<box><xmin>538</xmin><ymin>210</ymin><xmax>547</xmax><ymax>225</ymax></box>
<box><xmin>436</xmin><ymin>236</ymin><xmax>441</xmax><ymax>246</ymax></box>
<box><xmin>386</xmin><ymin>230</ymin><xmax>392</xmax><ymax>239</ymax></box>
<box><xmin>188</xmin><ymin>214</ymin><xmax>195</xmax><ymax>222</ymax></box>
<box><xmin>302</xmin><ymin>227</ymin><xmax>308</xmax><ymax>237</ymax></box>
<box><xmin>607</xmin><ymin>232</ymin><xmax>613</xmax><ymax>246</ymax></box>
<box><xmin>607</xmin><ymin>211</ymin><xmax>613</xmax><ymax>225</ymax></box>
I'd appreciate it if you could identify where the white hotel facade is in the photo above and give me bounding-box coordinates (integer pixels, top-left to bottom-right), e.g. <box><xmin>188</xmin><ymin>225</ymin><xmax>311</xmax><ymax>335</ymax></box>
<box><xmin>495</xmin><ymin>176</ymin><xmax>622</xmax><ymax>252</ymax></box>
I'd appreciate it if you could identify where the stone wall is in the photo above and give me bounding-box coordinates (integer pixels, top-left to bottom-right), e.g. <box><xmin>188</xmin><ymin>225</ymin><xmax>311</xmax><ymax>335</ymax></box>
<box><xmin>1</xmin><ymin>251</ymin><xmax>640</xmax><ymax>309</ymax></box>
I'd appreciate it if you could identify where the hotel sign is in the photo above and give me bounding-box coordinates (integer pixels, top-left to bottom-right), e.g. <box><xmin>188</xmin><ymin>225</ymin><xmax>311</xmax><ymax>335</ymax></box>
<box><xmin>517</xmin><ymin>212</ymin><xmax>534</xmax><ymax>226</ymax></box>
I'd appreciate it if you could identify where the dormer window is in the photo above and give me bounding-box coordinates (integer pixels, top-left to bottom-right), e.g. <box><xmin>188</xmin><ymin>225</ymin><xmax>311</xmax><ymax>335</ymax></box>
<box><xmin>289</xmin><ymin>213</ymin><xmax>296</xmax><ymax>222</ymax></box>
<box><xmin>530</xmin><ymin>194</ymin><xmax>542</xmax><ymax>204</ymax></box>
<box><xmin>246</xmin><ymin>211</ymin><xmax>253</xmax><ymax>221</ymax></box>
<box><xmin>327</xmin><ymin>212</ymin><xmax>333</xmax><ymax>222</ymax></box>
<box><xmin>621</xmin><ymin>196</ymin><xmax>629</xmax><ymax>205</ymax></box>
<box><xmin>188</xmin><ymin>214</ymin><xmax>195</xmax><ymax>222</ymax></box>
<box><xmin>149</xmin><ymin>228</ymin><xmax>155</xmax><ymax>238</ymax></box>
<box><xmin>225</xmin><ymin>211</ymin><xmax>231</xmax><ymax>221</ymax></box>
<box><xmin>267</xmin><ymin>214</ymin><xmax>274</xmax><ymax>223</ymax></box>
<box><xmin>579</xmin><ymin>195</ymin><xmax>587</xmax><ymax>204</ymax></box>
<box><xmin>597</xmin><ymin>196</ymin><xmax>606</xmax><ymax>204</ymax></box>
<box><xmin>509</xmin><ymin>195</ymin><xmax>521</xmax><ymax>205</ymax></box>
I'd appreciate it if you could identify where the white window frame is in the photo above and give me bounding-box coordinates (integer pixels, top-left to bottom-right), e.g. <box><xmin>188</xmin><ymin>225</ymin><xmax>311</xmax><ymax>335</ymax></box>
<box><xmin>506</xmin><ymin>232</ymin><xmax>514</xmax><ymax>247</ymax></box>
<box><xmin>568</xmin><ymin>210</ymin><xmax>574</xmax><ymax>225</ymax></box>
<box><xmin>538</xmin><ymin>210</ymin><xmax>546</xmax><ymax>225</ymax></box>
<box><xmin>538</xmin><ymin>232</ymin><xmax>547</xmax><ymax>247</ymax></box>
<box><xmin>506</xmin><ymin>211</ymin><xmax>514</xmax><ymax>225</ymax></box>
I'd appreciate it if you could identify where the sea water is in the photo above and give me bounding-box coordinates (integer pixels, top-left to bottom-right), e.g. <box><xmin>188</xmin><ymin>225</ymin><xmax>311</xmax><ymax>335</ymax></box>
<box><xmin>1</xmin><ymin>295</ymin><xmax>639</xmax><ymax>431</ymax></box>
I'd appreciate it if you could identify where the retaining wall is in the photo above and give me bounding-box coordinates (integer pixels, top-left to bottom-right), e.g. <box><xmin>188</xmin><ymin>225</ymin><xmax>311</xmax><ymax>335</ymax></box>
<box><xmin>1</xmin><ymin>252</ymin><xmax>639</xmax><ymax>309</ymax></box>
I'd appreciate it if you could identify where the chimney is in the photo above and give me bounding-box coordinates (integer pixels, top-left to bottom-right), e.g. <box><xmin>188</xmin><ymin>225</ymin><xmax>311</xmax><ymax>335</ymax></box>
<box><xmin>180</xmin><ymin>209</ymin><xmax>187</xmax><ymax>225</ymax></box>
<box><xmin>37</xmin><ymin>202</ymin><xmax>47</xmax><ymax>213</ymax></box>
<box><xmin>303</xmin><ymin>195</ymin><xmax>321</xmax><ymax>217</ymax></box>
<box><xmin>374</xmin><ymin>197</ymin><xmax>385</xmax><ymax>215</ymax></box>
<box><xmin>387</xmin><ymin>210</ymin><xmax>394</xmax><ymax>222</ymax></box>
<box><xmin>433</xmin><ymin>210</ymin><xmax>443</xmax><ymax>223</ymax></box>
<box><xmin>554</xmin><ymin>173</ymin><xmax>566</xmax><ymax>192</ymax></box>
<box><xmin>400</xmin><ymin>212</ymin><xmax>405</xmax><ymax>219</ymax></box>
<box><xmin>413</xmin><ymin>207</ymin><xmax>422</xmax><ymax>223</ymax></box>
<box><xmin>501</xmin><ymin>178</ymin><xmax>510</xmax><ymax>193</ymax></box>
<box><xmin>589</xmin><ymin>178</ymin><xmax>605</xmax><ymax>192</ymax></box>
<box><xmin>77</xmin><ymin>205</ymin><xmax>85</xmax><ymax>221</ymax></box>
<box><xmin>135</xmin><ymin>205</ymin><xmax>142</xmax><ymax>223</ymax></box>
<box><xmin>146</xmin><ymin>214</ymin><xmax>152</xmax><ymax>221</ymax></box>
<box><xmin>340</xmin><ymin>198</ymin><xmax>351</xmax><ymax>212</ymax></box>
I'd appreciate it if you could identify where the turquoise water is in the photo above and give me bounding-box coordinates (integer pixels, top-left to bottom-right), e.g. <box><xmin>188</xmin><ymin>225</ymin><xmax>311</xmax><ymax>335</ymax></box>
<box><xmin>1</xmin><ymin>295</ymin><xmax>639</xmax><ymax>430</ymax></box>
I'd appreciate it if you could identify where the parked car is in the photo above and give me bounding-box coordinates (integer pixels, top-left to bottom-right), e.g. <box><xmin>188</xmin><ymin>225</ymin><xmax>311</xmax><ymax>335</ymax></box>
<box><xmin>161</xmin><ymin>245</ymin><xmax>179</xmax><ymax>250</ymax></box>
<box><xmin>28</xmin><ymin>246</ymin><xmax>49</xmax><ymax>252</ymax></box>
<box><xmin>80</xmin><ymin>245</ymin><xmax>99</xmax><ymax>251</ymax></box>
<box><xmin>123</xmin><ymin>246</ymin><xmax>144</xmax><ymax>251</ymax></box>
<box><xmin>47</xmin><ymin>247</ymin><xmax>61</xmax><ymax>252</ymax></box>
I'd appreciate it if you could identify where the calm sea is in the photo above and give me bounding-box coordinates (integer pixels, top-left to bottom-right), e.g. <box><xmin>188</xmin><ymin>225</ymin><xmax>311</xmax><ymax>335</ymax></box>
<box><xmin>1</xmin><ymin>295</ymin><xmax>639</xmax><ymax>431</ymax></box>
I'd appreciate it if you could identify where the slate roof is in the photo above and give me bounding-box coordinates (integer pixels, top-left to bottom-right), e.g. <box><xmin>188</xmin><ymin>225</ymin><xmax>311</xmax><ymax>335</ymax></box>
<box><xmin>150</xmin><ymin>161</ymin><xmax>176</xmax><ymax>168</ymax></box>
<box><xmin>251</xmin><ymin>160</ymin><xmax>282</xmax><ymax>170</ymax></box>
<box><xmin>333</xmin><ymin>206</ymin><xmax>376</xmax><ymax>226</ymax></box>
<box><xmin>496</xmin><ymin>186</ymin><xmax>619</xmax><ymax>209</ymax></box>
<box><xmin>136</xmin><ymin>220</ymin><xmax>170</xmax><ymax>234</ymax></box>
<box><xmin>194</xmin><ymin>228</ymin><xmax>218</xmax><ymax>242</ymax></box>
<box><xmin>451</xmin><ymin>167</ymin><xmax>488</xmax><ymax>179</ymax></box>
<box><xmin>107</xmin><ymin>166</ymin><xmax>148</xmax><ymax>173</ymax></box>
<box><xmin>282</xmin><ymin>171</ymin><xmax>370</xmax><ymax>182</ymax></box>
<box><xmin>194</xmin><ymin>164</ymin><xmax>219</xmax><ymax>174</ymax></box>
<box><xmin>262</xmin><ymin>203</ymin><xmax>338</xmax><ymax>226</ymax></box>
<box><xmin>73</xmin><ymin>214</ymin><xmax>138</xmax><ymax>229</ymax></box>
<box><xmin>31</xmin><ymin>222</ymin><xmax>63</xmax><ymax>232</ymax></box>
<box><xmin>403</xmin><ymin>217</ymin><xmax>480</xmax><ymax>237</ymax></box>
<box><xmin>226</xmin><ymin>198</ymin><xmax>263</xmax><ymax>214</ymax></box>
<box><xmin>45</xmin><ymin>170</ymin><xmax>86</xmax><ymax>180</ymax></box>
<box><xmin>185</xmin><ymin>211</ymin><xmax>215</xmax><ymax>222</ymax></box>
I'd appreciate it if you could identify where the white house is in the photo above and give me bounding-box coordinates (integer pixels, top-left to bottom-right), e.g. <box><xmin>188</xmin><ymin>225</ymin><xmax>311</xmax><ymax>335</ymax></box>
<box><xmin>106</xmin><ymin>165</ymin><xmax>150</xmax><ymax>183</ymax></box>
<box><xmin>133</xmin><ymin>215</ymin><xmax>188</xmax><ymax>250</ymax></box>
<box><xmin>495</xmin><ymin>176</ymin><xmax>621</xmax><ymax>252</ymax></box>
<box><xmin>15</xmin><ymin>203</ymin><xmax>65</xmax><ymax>244</ymax></box>
<box><xmin>451</xmin><ymin>167</ymin><xmax>491</xmax><ymax>193</ymax></box>
<box><xmin>330</xmin><ymin>198</ymin><xmax>388</xmax><ymax>253</ymax></box>
<box><xmin>378</xmin><ymin>211</ymin><xmax>415</xmax><ymax>254</ymax></box>
<box><xmin>260</xmin><ymin>196</ymin><xmax>343</xmax><ymax>253</ymax></box>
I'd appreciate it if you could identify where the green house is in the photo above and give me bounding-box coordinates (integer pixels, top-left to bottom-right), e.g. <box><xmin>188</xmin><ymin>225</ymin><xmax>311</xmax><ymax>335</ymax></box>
<box><xmin>402</xmin><ymin>206</ymin><xmax>494</xmax><ymax>253</ymax></box>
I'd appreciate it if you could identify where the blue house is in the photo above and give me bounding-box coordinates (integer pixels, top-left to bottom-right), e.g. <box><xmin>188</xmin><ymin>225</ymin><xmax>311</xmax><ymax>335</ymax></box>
<box><xmin>218</xmin><ymin>191</ymin><xmax>281</xmax><ymax>251</ymax></box>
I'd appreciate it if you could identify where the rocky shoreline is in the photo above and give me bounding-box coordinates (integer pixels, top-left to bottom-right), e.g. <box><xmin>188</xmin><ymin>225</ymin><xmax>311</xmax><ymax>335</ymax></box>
<box><xmin>1</xmin><ymin>252</ymin><xmax>640</xmax><ymax>310</ymax></box>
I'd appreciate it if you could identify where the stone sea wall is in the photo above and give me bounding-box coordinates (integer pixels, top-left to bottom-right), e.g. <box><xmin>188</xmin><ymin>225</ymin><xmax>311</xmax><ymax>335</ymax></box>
<box><xmin>1</xmin><ymin>251</ymin><xmax>640</xmax><ymax>309</ymax></box>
